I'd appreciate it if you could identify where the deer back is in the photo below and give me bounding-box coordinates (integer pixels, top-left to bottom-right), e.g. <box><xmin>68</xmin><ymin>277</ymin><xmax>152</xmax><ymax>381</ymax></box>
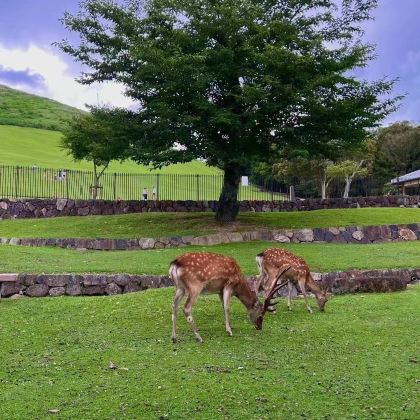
<box><xmin>170</xmin><ymin>252</ymin><xmax>246</xmax><ymax>293</ymax></box>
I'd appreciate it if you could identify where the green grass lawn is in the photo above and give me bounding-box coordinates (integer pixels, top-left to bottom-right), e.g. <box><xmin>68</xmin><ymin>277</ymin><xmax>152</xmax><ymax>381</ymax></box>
<box><xmin>1</xmin><ymin>241</ymin><xmax>420</xmax><ymax>274</ymax></box>
<box><xmin>0</xmin><ymin>208</ymin><xmax>419</xmax><ymax>239</ymax></box>
<box><xmin>0</xmin><ymin>286</ymin><xmax>418</xmax><ymax>419</ymax></box>
<box><xmin>0</xmin><ymin>124</ymin><xmax>220</xmax><ymax>174</ymax></box>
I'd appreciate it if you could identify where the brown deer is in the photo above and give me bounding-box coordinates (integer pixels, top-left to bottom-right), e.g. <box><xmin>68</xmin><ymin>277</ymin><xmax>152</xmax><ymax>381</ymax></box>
<box><xmin>169</xmin><ymin>252</ymin><xmax>290</xmax><ymax>343</ymax></box>
<box><xmin>255</xmin><ymin>248</ymin><xmax>330</xmax><ymax>313</ymax></box>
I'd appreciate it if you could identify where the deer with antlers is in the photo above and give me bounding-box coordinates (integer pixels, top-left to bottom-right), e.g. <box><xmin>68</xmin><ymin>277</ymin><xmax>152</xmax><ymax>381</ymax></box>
<box><xmin>255</xmin><ymin>248</ymin><xmax>330</xmax><ymax>313</ymax></box>
<box><xmin>169</xmin><ymin>252</ymin><xmax>290</xmax><ymax>343</ymax></box>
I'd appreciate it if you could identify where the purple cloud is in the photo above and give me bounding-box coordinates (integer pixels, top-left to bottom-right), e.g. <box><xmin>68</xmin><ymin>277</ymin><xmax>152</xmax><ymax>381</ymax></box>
<box><xmin>0</xmin><ymin>66</ymin><xmax>46</xmax><ymax>89</ymax></box>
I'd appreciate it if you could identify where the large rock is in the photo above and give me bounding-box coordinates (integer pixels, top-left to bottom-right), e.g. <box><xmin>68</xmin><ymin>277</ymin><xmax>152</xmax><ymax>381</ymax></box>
<box><xmin>56</xmin><ymin>199</ymin><xmax>67</xmax><ymax>211</ymax></box>
<box><xmin>105</xmin><ymin>283</ymin><xmax>122</xmax><ymax>295</ymax></box>
<box><xmin>49</xmin><ymin>287</ymin><xmax>66</xmax><ymax>297</ymax></box>
<box><xmin>1</xmin><ymin>282</ymin><xmax>23</xmax><ymax>297</ymax></box>
<box><xmin>294</xmin><ymin>229</ymin><xmax>314</xmax><ymax>242</ymax></box>
<box><xmin>274</xmin><ymin>234</ymin><xmax>290</xmax><ymax>243</ymax></box>
<box><xmin>26</xmin><ymin>284</ymin><xmax>49</xmax><ymax>297</ymax></box>
<box><xmin>399</xmin><ymin>228</ymin><xmax>417</xmax><ymax>241</ymax></box>
<box><xmin>352</xmin><ymin>230</ymin><xmax>365</xmax><ymax>241</ymax></box>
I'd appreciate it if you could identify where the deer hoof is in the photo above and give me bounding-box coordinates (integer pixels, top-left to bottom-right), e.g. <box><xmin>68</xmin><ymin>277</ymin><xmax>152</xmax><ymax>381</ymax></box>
<box><xmin>196</xmin><ymin>336</ymin><xmax>203</xmax><ymax>343</ymax></box>
<box><xmin>226</xmin><ymin>330</ymin><xmax>233</xmax><ymax>337</ymax></box>
<box><xmin>171</xmin><ymin>337</ymin><xmax>177</xmax><ymax>343</ymax></box>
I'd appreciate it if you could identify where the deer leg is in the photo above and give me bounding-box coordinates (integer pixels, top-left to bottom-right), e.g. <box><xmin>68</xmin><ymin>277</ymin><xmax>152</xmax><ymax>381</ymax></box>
<box><xmin>171</xmin><ymin>287</ymin><xmax>185</xmax><ymax>343</ymax></box>
<box><xmin>298</xmin><ymin>277</ymin><xmax>313</xmax><ymax>314</ymax></box>
<box><xmin>183</xmin><ymin>291</ymin><xmax>203</xmax><ymax>343</ymax></box>
<box><xmin>222</xmin><ymin>287</ymin><xmax>233</xmax><ymax>336</ymax></box>
<box><xmin>287</xmin><ymin>281</ymin><xmax>293</xmax><ymax>311</ymax></box>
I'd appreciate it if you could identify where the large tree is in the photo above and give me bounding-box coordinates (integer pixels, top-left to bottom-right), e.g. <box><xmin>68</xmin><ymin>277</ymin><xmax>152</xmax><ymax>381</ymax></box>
<box><xmin>58</xmin><ymin>0</ymin><xmax>398</xmax><ymax>221</ymax></box>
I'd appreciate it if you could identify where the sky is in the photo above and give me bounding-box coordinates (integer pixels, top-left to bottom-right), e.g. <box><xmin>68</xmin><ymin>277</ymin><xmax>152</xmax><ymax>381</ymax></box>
<box><xmin>0</xmin><ymin>0</ymin><xmax>419</xmax><ymax>124</ymax></box>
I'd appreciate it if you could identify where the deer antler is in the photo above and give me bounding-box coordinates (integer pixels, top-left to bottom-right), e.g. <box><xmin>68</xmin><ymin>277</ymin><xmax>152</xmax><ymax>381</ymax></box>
<box><xmin>263</xmin><ymin>265</ymin><xmax>291</xmax><ymax>315</ymax></box>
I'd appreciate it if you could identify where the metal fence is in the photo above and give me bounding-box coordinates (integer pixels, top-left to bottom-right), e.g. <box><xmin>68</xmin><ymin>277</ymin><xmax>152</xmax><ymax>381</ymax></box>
<box><xmin>0</xmin><ymin>165</ymin><xmax>289</xmax><ymax>201</ymax></box>
<box><xmin>0</xmin><ymin>164</ymin><xmax>396</xmax><ymax>202</ymax></box>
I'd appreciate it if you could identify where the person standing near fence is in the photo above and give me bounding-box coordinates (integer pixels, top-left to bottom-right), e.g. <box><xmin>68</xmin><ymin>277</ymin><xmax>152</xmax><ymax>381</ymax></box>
<box><xmin>152</xmin><ymin>185</ymin><xmax>157</xmax><ymax>200</ymax></box>
<box><xmin>142</xmin><ymin>187</ymin><xmax>148</xmax><ymax>200</ymax></box>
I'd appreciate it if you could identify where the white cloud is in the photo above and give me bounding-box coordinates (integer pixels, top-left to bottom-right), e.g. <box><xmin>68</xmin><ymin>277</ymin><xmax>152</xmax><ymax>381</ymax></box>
<box><xmin>0</xmin><ymin>43</ymin><xmax>135</xmax><ymax>110</ymax></box>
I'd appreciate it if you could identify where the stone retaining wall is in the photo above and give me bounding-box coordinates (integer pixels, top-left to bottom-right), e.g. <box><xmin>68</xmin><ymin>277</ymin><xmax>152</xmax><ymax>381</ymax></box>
<box><xmin>2</xmin><ymin>223</ymin><xmax>419</xmax><ymax>250</ymax></box>
<box><xmin>0</xmin><ymin>195</ymin><xmax>419</xmax><ymax>219</ymax></box>
<box><xmin>1</xmin><ymin>269</ymin><xmax>417</xmax><ymax>299</ymax></box>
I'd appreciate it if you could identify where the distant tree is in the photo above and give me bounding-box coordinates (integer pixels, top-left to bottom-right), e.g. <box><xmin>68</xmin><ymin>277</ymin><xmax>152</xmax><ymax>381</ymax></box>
<box><xmin>273</xmin><ymin>155</ymin><xmax>334</xmax><ymax>199</ymax></box>
<box><xmin>326</xmin><ymin>160</ymin><xmax>369</xmax><ymax>198</ymax></box>
<box><xmin>373</xmin><ymin>122</ymin><xmax>420</xmax><ymax>179</ymax></box>
<box><xmin>58</xmin><ymin>0</ymin><xmax>398</xmax><ymax>221</ymax></box>
<box><xmin>62</xmin><ymin>107</ymin><xmax>131</xmax><ymax>198</ymax></box>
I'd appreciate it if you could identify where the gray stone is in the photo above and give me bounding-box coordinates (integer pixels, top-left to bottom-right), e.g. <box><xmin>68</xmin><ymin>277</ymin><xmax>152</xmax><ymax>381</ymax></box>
<box><xmin>294</xmin><ymin>229</ymin><xmax>314</xmax><ymax>242</ymax></box>
<box><xmin>273</xmin><ymin>234</ymin><xmax>291</xmax><ymax>243</ymax></box>
<box><xmin>124</xmin><ymin>282</ymin><xmax>141</xmax><ymax>293</ymax></box>
<box><xmin>8</xmin><ymin>238</ymin><xmax>21</xmax><ymax>246</ymax></box>
<box><xmin>139</xmin><ymin>238</ymin><xmax>155</xmax><ymax>249</ymax></box>
<box><xmin>66</xmin><ymin>283</ymin><xmax>82</xmax><ymax>296</ymax></box>
<box><xmin>83</xmin><ymin>275</ymin><xmax>108</xmax><ymax>286</ymax></box>
<box><xmin>77</xmin><ymin>207</ymin><xmax>90</xmax><ymax>216</ymax></box>
<box><xmin>0</xmin><ymin>201</ymin><xmax>8</xmax><ymax>210</ymax></box>
<box><xmin>113</xmin><ymin>275</ymin><xmax>131</xmax><ymax>286</ymax></box>
<box><xmin>352</xmin><ymin>230</ymin><xmax>365</xmax><ymax>241</ymax></box>
<box><xmin>45</xmin><ymin>275</ymin><xmax>71</xmax><ymax>287</ymax></box>
<box><xmin>49</xmin><ymin>287</ymin><xmax>66</xmax><ymax>297</ymax></box>
<box><xmin>26</xmin><ymin>284</ymin><xmax>49</xmax><ymax>297</ymax></box>
<box><xmin>328</xmin><ymin>227</ymin><xmax>340</xmax><ymax>235</ymax></box>
<box><xmin>1</xmin><ymin>282</ymin><xmax>24</xmax><ymax>297</ymax></box>
<box><xmin>105</xmin><ymin>283</ymin><xmax>122</xmax><ymax>295</ymax></box>
<box><xmin>227</xmin><ymin>232</ymin><xmax>243</xmax><ymax>242</ymax></box>
<box><xmin>56</xmin><ymin>199</ymin><xmax>67</xmax><ymax>211</ymax></box>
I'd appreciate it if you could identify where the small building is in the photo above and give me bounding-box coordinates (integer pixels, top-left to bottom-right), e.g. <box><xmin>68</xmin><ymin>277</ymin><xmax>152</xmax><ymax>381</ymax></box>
<box><xmin>391</xmin><ymin>169</ymin><xmax>420</xmax><ymax>195</ymax></box>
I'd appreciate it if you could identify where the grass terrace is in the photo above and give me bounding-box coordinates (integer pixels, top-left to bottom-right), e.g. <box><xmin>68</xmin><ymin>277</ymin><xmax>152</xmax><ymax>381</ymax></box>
<box><xmin>0</xmin><ymin>208</ymin><xmax>419</xmax><ymax>239</ymax></box>
<box><xmin>0</xmin><ymin>286</ymin><xmax>419</xmax><ymax>419</ymax></box>
<box><xmin>1</xmin><ymin>241</ymin><xmax>420</xmax><ymax>275</ymax></box>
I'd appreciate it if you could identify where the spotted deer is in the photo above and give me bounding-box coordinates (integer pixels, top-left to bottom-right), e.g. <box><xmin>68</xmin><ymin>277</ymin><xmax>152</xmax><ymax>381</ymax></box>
<box><xmin>255</xmin><ymin>248</ymin><xmax>330</xmax><ymax>313</ymax></box>
<box><xmin>169</xmin><ymin>252</ymin><xmax>291</xmax><ymax>343</ymax></box>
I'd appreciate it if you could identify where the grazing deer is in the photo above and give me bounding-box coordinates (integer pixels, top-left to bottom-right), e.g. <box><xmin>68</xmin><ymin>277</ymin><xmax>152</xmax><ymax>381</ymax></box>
<box><xmin>255</xmin><ymin>248</ymin><xmax>330</xmax><ymax>313</ymax></box>
<box><xmin>169</xmin><ymin>252</ymin><xmax>290</xmax><ymax>343</ymax></box>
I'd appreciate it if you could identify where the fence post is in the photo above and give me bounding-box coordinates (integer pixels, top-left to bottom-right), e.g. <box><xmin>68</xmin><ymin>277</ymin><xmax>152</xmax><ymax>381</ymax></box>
<box><xmin>15</xmin><ymin>166</ymin><xmax>19</xmax><ymax>198</ymax></box>
<box><xmin>289</xmin><ymin>185</ymin><xmax>295</xmax><ymax>201</ymax></box>
<box><xmin>65</xmin><ymin>170</ymin><xmax>69</xmax><ymax>199</ymax></box>
<box><xmin>271</xmin><ymin>180</ymin><xmax>274</xmax><ymax>202</ymax></box>
<box><xmin>113</xmin><ymin>173</ymin><xmax>117</xmax><ymax>200</ymax></box>
<box><xmin>196</xmin><ymin>174</ymin><xmax>200</xmax><ymax>201</ymax></box>
<box><xmin>156</xmin><ymin>174</ymin><xmax>160</xmax><ymax>201</ymax></box>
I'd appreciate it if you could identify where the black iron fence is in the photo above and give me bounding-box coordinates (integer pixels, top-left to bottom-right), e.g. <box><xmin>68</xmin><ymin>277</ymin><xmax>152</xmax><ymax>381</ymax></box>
<box><xmin>0</xmin><ymin>165</ymin><xmax>396</xmax><ymax>202</ymax></box>
<box><xmin>0</xmin><ymin>165</ymin><xmax>289</xmax><ymax>201</ymax></box>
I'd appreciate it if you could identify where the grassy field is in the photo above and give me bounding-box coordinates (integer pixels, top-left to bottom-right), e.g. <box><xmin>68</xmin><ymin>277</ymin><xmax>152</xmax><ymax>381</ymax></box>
<box><xmin>0</xmin><ymin>286</ymin><xmax>419</xmax><ymax>419</ymax></box>
<box><xmin>0</xmin><ymin>125</ymin><xmax>283</xmax><ymax>200</ymax></box>
<box><xmin>0</xmin><ymin>124</ymin><xmax>220</xmax><ymax>174</ymax></box>
<box><xmin>0</xmin><ymin>208</ymin><xmax>419</xmax><ymax>239</ymax></box>
<box><xmin>0</xmin><ymin>84</ymin><xmax>81</xmax><ymax>131</ymax></box>
<box><xmin>1</xmin><ymin>241</ymin><xmax>420</xmax><ymax>274</ymax></box>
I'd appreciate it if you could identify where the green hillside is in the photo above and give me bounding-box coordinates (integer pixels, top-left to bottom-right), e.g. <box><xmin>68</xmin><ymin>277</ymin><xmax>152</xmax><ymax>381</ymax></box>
<box><xmin>0</xmin><ymin>84</ymin><xmax>81</xmax><ymax>131</ymax></box>
<box><xmin>0</xmin><ymin>124</ymin><xmax>220</xmax><ymax>174</ymax></box>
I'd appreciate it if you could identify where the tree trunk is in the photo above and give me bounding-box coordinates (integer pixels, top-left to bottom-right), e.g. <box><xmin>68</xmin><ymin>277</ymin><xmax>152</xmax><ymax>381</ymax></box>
<box><xmin>343</xmin><ymin>175</ymin><xmax>353</xmax><ymax>198</ymax></box>
<box><xmin>216</xmin><ymin>164</ymin><xmax>241</xmax><ymax>222</ymax></box>
<box><xmin>321</xmin><ymin>179</ymin><xmax>327</xmax><ymax>199</ymax></box>
<box><xmin>320</xmin><ymin>175</ymin><xmax>331</xmax><ymax>199</ymax></box>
